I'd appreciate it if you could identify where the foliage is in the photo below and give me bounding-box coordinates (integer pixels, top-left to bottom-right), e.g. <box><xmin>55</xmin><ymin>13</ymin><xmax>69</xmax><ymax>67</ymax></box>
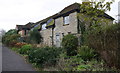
<box><xmin>77</xmin><ymin>1</ymin><xmax>115</xmax><ymax>42</ymax></box>
<box><xmin>11</xmin><ymin>47</ymin><xmax>20</xmax><ymax>52</ymax></box>
<box><xmin>77</xmin><ymin>46</ymin><xmax>96</xmax><ymax>61</ymax></box>
<box><xmin>29</xmin><ymin>29</ymin><xmax>42</xmax><ymax>44</ymax></box>
<box><xmin>19</xmin><ymin>44</ymin><xmax>32</xmax><ymax>55</ymax></box>
<box><xmin>74</xmin><ymin>59</ymin><xmax>107</xmax><ymax>71</ymax></box>
<box><xmin>86</xmin><ymin>23</ymin><xmax>120</xmax><ymax>69</ymax></box>
<box><xmin>62</xmin><ymin>34</ymin><xmax>78</xmax><ymax>56</ymax></box>
<box><xmin>57</xmin><ymin>52</ymin><xmax>109</xmax><ymax>71</ymax></box>
<box><xmin>28</xmin><ymin>46</ymin><xmax>63</xmax><ymax>67</ymax></box>
<box><xmin>2</xmin><ymin>29</ymin><xmax>20</xmax><ymax>46</ymax></box>
<box><xmin>0</xmin><ymin>29</ymin><xmax>6</xmax><ymax>36</ymax></box>
<box><xmin>2</xmin><ymin>33</ymin><xmax>20</xmax><ymax>46</ymax></box>
<box><xmin>14</xmin><ymin>42</ymin><xmax>27</xmax><ymax>48</ymax></box>
<box><xmin>5</xmin><ymin>29</ymin><xmax>17</xmax><ymax>35</ymax></box>
<box><xmin>81</xmin><ymin>1</ymin><xmax>114</xmax><ymax>16</ymax></box>
<box><xmin>80</xmin><ymin>0</ymin><xmax>114</xmax><ymax>26</ymax></box>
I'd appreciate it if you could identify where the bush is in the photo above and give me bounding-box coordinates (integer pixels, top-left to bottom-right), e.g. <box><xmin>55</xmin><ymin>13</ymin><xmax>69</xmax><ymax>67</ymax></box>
<box><xmin>74</xmin><ymin>59</ymin><xmax>106</xmax><ymax>71</ymax></box>
<box><xmin>62</xmin><ymin>34</ymin><xmax>78</xmax><ymax>56</ymax></box>
<box><xmin>29</xmin><ymin>29</ymin><xmax>42</xmax><ymax>44</ymax></box>
<box><xmin>11</xmin><ymin>47</ymin><xmax>20</xmax><ymax>52</ymax></box>
<box><xmin>28</xmin><ymin>46</ymin><xmax>63</xmax><ymax>67</ymax></box>
<box><xmin>19</xmin><ymin>44</ymin><xmax>32</xmax><ymax>55</ymax></box>
<box><xmin>2</xmin><ymin>33</ymin><xmax>20</xmax><ymax>47</ymax></box>
<box><xmin>87</xmin><ymin>23</ymin><xmax>120</xmax><ymax>69</ymax></box>
<box><xmin>78</xmin><ymin>46</ymin><xmax>96</xmax><ymax>60</ymax></box>
<box><xmin>14</xmin><ymin>42</ymin><xmax>27</xmax><ymax>48</ymax></box>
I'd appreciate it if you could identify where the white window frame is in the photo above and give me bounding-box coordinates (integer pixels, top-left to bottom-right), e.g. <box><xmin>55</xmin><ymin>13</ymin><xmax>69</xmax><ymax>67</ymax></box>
<box><xmin>42</xmin><ymin>23</ymin><xmax>47</xmax><ymax>30</ymax></box>
<box><xmin>64</xmin><ymin>15</ymin><xmax>69</xmax><ymax>25</ymax></box>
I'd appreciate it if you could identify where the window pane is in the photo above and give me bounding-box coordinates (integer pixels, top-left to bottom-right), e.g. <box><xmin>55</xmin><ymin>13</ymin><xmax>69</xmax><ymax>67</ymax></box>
<box><xmin>42</xmin><ymin>23</ymin><xmax>46</xmax><ymax>30</ymax></box>
<box><xmin>64</xmin><ymin>16</ymin><xmax>69</xmax><ymax>24</ymax></box>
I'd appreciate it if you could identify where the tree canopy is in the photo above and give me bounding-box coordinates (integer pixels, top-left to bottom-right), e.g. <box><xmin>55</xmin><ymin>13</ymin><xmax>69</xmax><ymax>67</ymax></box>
<box><xmin>81</xmin><ymin>0</ymin><xmax>114</xmax><ymax>17</ymax></box>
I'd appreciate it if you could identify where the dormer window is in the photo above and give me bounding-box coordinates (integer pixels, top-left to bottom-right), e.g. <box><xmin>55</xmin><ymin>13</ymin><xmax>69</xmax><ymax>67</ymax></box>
<box><xmin>42</xmin><ymin>23</ymin><xmax>47</xmax><ymax>30</ymax></box>
<box><xmin>63</xmin><ymin>15</ymin><xmax>69</xmax><ymax>25</ymax></box>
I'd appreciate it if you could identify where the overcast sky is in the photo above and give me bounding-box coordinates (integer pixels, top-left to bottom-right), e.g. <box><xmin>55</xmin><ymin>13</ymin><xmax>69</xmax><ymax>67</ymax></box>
<box><xmin>0</xmin><ymin>0</ymin><xmax>119</xmax><ymax>32</ymax></box>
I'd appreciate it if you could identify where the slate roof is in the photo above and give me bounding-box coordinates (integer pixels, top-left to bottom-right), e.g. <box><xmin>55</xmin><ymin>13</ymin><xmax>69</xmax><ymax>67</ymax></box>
<box><xmin>17</xmin><ymin>2</ymin><xmax>115</xmax><ymax>30</ymax></box>
<box><xmin>33</xmin><ymin>2</ymin><xmax>114</xmax><ymax>27</ymax></box>
<box><xmin>34</xmin><ymin>3</ymin><xmax>80</xmax><ymax>25</ymax></box>
<box><xmin>16</xmin><ymin>22</ymin><xmax>34</xmax><ymax>31</ymax></box>
<box><xmin>16</xmin><ymin>25</ymin><xmax>24</xmax><ymax>30</ymax></box>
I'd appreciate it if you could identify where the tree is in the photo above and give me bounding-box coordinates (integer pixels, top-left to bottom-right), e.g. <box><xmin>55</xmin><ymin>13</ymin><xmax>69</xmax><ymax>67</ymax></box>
<box><xmin>2</xmin><ymin>29</ymin><xmax>20</xmax><ymax>46</ymax></box>
<box><xmin>0</xmin><ymin>29</ymin><xmax>6</xmax><ymax>36</ymax></box>
<box><xmin>81</xmin><ymin>0</ymin><xmax>114</xmax><ymax>15</ymax></box>
<box><xmin>29</xmin><ymin>29</ymin><xmax>42</xmax><ymax>44</ymax></box>
<box><xmin>62</xmin><ymin>34</ymin><xmax>78</xmax><ymax>56</ymax></box>
<box><xmin>80</xmin><ymin>0</ymin><xmax>114</xmax><ymax>27</ymax></box>
<box><xmin>78</xmin><ymin>0</ymin><xmax>114</xmax><ymax>45</ymax></box>
<box><xmin>5</xmin><ymin>29</ymin><xmax>17</xmax><ymax>35</ymax></box>
<box><xmin>0</xmin><ymin>29</ymin><xmax>6</xmax><ymax>42</ymax></box>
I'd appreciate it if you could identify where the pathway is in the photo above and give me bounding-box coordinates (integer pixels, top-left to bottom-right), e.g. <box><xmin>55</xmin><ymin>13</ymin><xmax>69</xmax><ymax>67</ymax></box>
<box><xmin>2</xmin><ymin>45</ymin><xmax>35</xmax><ymax>71</ymax></box>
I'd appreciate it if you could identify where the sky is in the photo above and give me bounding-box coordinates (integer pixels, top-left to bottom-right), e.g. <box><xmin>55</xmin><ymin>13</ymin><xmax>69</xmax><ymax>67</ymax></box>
<box><xmin>0</xmin><ymin>0</ymin><xmax>119</xmax><ymax>32</ymax></box>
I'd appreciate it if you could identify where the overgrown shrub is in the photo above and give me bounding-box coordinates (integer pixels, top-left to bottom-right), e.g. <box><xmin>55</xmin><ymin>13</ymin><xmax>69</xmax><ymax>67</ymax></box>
<box><xmin>57</xmin><ymin>53</ymin><xmax>107</xmax><ymax>71</ymax></box>
<box><xmin>28</xmin><ymin>46</ymin><xmax>63</xmax><ymax>67</ymax></box>
<box><xmin>14</xmin><ymin>42</ymin><xmax>27</xmax><ymax>48</ymax></box>
<box><xmin>62</xmin><ymin>34</ymin><xmax>78</xmax><ymax>56</ymax></box>
<box><xmin>74</xmin><ymin>59</ymin><xmax>107</xmax><ymax>71</ymax></box>
<box><xmin>77</xmin><ymin>46</ymin><xmax>96</xmax><ymax>61</ymax></box>
<box><xmin>11</xmin><ymin>47</ymin><xmax>20</xmax><ymax>52</ymax></box>
<box><xmin>19</xmin><ymin>44</ymin><xmax>32</xmax><ymax>55</ymax></box>
<box><xmin>2</xmin><ymin>34</ymin><xmax>20</xmax><ymax>46</ymax></box>
<box><xmin>29</xmin><ymin>29</ymin><xmax>42</xmax><ymax>44</ymax></box>
<box><xmin>86</xmin><ymin>23</ymin><xmax>120</xmax><ymax>69</ymax></box>
<box><xmin>2</xmin><ymin>30</ymin><xmax>20</xmax><ymax>47</ymax></box>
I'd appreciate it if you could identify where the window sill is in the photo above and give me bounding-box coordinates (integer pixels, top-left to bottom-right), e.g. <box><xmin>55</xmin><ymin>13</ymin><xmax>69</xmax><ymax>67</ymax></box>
<box><xmin>63</xmin><ymin>24</ymin><xmax>69</xmax><ymax>26</ymax></box>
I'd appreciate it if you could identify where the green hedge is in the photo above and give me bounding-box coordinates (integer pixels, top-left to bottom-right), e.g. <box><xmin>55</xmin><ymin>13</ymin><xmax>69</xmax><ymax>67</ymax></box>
<box><xmin>28</xmin><ymin>46</ymin><xmax>63</xmax><ymax>67</ymax></box>
<box><xmin>19</xmin><ymin>44</ymin><xmax>32</xmax><ymax>55</ymax></box>
<box><xmin>78</xmin><ymin>46</ymin><xmax>96</xmax><ymax>61</ymax></box>
<box><xmin>62</xmin><ymin>34</ymin><xmax>78</xmax><ymax>56</ymax></box>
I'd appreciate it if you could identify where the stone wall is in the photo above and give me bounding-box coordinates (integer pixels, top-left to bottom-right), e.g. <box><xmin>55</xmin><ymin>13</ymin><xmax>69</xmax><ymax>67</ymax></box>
<box><xmin>18</xmin><ymin>30</ymin><xmax>25</xmax><ymax>37</ymax></box>
<box><xmin>39</xmin><ymin>12</ymin><xmax>113</xmax><ymax>47</ymax></box>
<box><xmin>53</xmin><ymin>12</ymin><xmax>78</xmax><ymax>47</ymax></box>
<box><xmin>40</xmin><ymin>28</ymin><xmax>53</xmax><ymax>46</ymax></box>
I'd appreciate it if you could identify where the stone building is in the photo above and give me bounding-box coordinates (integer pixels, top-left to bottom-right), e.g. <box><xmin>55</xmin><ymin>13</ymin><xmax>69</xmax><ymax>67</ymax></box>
<box><xmin>16</xmin><ymin>22</ymin><xmax>34</xmax><ymax>41</ymax></box>
<box><xmin>16</xmin><ymin>3</ymin><xmax>114</xmax><ymax>47</ymax></box>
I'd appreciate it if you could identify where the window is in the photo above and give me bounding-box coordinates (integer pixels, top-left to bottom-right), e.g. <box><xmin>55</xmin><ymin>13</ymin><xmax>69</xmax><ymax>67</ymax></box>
<box><xmin>64</xmin><ymin>16</ymin><xmax>69</xmax><ymax>25</ymax></box>
<box><xmin>68</xmin><ymin>32</ymin><xmax>71</xmax><ymax>34</ymax></box>
<box><xmin>42</xmin><ymin>23</ymin><xmax>47</xmax><ymax>30</ymax></box>
<box><xmin>62</xmin><ymin>33</ymin><xmax>64</xmax><ymax>37</ymax></box>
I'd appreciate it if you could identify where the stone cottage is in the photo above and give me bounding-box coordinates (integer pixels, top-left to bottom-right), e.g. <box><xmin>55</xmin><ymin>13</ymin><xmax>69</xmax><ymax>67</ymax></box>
<box><xmin>16</xmin><ymin>3</ymin><xmax>114</xmax><ymax>47</ymax></box>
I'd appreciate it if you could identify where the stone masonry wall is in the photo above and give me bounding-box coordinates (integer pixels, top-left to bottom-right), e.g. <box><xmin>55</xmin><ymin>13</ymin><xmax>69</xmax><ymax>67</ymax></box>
<box><xmin>40</xmin><ymin>28</ymin><xmax>53</xmax><ymax>46</ymax></box>
<box><xmin>53</xmin><ymin>12</ymin><xmax>78</xmax><ymax>47</ymax></box>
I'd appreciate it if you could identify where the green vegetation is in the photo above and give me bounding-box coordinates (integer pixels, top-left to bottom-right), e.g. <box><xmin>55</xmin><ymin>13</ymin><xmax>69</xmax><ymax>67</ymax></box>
<box><xmin>28</xmin><ymin>46</ymin><xmax>63</xmax><ymax>67</ymax></box>
<box><xmin>86</xmin><ymin>23</ymin><xmax>120</xmax><ymax>69</ymax></box>
<box><xmin>19</xmin><ymin>44</ymin><xmax>32</xmax><ymax>55</ymax></box>
<box><xmin>62</xmin><ymin>34</ymin><xmax>78</xmax><ymax>56</ymax></box>
<box><xmin>2</xmin><ymin>29</ymin><xmax>20</xmax><ymax>46</ymax></box>
<box><xmin>29</xmin><ymin>29</ymin><xmax>42</xmax><ymax>44</ymax></box>
<box><xmin>3</xmin><ymin>0</ymin><xmax>120</xmax><ymax>71</ymax></box>
<box><xmin>11</xmin><ymin>47</ymin><xmax>19</xmax><ymax>51</ymax></box>
<box><xmin>77</xmin><ymin>46</ymin><xmax>96</xmax><ymax>61</ymax></box>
